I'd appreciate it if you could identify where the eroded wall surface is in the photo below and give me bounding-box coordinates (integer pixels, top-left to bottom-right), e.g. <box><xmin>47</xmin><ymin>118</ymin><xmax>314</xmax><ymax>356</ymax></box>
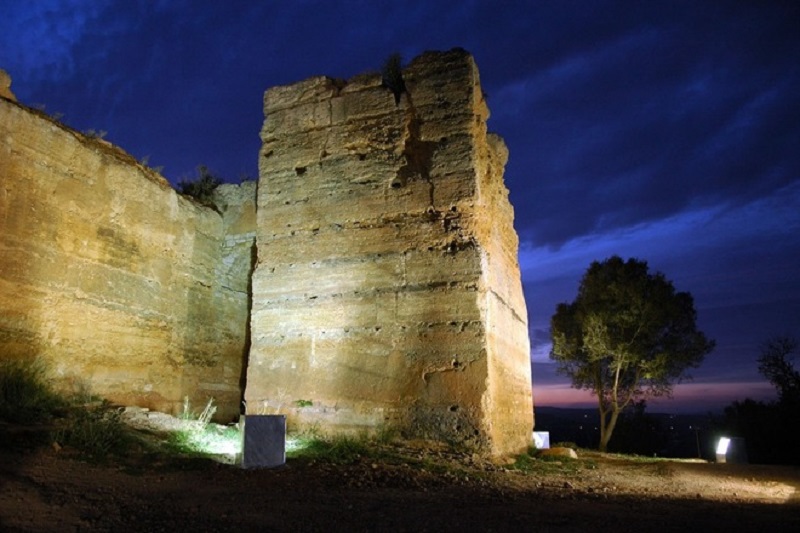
<box><xmin>247</xmin><ymin>49</ymin><xmax>533</xmax><ymax>455</ymax></box>
<box><xmin>0</xmin><ymin>95</ymin><xmax>254</xmax><ymax>419</ymax></box>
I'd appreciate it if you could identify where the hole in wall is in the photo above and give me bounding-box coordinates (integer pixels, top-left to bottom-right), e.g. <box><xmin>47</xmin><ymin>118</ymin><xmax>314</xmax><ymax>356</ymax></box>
<box><xmin>295</xmin><ymin>166</ymin><xmax>307</xmax><ymax>175</ymax></box>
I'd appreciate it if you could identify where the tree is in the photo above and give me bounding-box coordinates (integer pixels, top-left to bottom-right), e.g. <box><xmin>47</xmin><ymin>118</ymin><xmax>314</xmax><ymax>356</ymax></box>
<box><xmin>606</xmin><ymin>400</ymin><xmax>668</xmax><ymax>456</ymax></box>
<box><xmin>757</xmin><ymin>336</ymin><xmax>799</xmax><ymax>406</ymax></box>
<box><xmin>720</xmin><ymin>335</ymin><xmax>800</xmax><ymax>464</ymax></box>
<box><xmin>550</xmin><ymin>256</ymin><xmax>715</xmax><ymax>451</ymax></box>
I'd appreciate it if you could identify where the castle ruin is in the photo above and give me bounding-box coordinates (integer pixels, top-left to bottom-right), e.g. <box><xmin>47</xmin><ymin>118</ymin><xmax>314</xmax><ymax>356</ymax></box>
<box><xmin>0</xmin><ymin>49</ymin><xmax>533</xmax><ymax>455</ymax></box>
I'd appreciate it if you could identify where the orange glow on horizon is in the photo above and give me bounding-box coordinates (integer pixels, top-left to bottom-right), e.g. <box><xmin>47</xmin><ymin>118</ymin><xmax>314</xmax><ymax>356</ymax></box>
<box><xmin>533</xmin><ymin>381</ymin><xmax>777</xmax><ymax>413</ymax></box>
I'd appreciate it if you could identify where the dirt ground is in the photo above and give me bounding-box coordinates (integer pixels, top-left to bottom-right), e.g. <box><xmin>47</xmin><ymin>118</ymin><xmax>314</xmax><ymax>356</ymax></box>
<box><xmin>1</xmin><ymin>420</ymin><xmax>799</xmax><ymax>532</ymax></box>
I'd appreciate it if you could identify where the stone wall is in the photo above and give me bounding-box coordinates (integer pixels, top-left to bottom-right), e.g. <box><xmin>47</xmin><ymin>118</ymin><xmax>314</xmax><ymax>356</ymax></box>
<box><xmin>247</xmin><ymin>49</ymin><xmax>533</xmax><ymax>455</ymax></box>
<box><xmin>0</xmin><ymin>94</ymin><xmax>255</xmax><ymax>420</ymax></box>
<box><xmin>1</xmin><ymin>50</ymin><xmax>533</xmax><ymax>453</ymax></box>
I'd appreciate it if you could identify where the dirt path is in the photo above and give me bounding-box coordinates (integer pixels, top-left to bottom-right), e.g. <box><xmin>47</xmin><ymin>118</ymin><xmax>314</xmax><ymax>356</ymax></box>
<box><xmin>1</xmin><ymin>429</ymin><xmax>799</xmax><ymax>532</ymax></box>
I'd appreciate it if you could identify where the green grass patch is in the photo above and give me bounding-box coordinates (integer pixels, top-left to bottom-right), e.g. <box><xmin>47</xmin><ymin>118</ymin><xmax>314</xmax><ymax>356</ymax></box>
<box><xmin>56</xmin><ymin>401</ymin><xmax>131</xmax><ymax>458</ymax></box>
<box><xmin>288</xmin><ymin>433</ymin><xmax>373</xmax><ymax>464</ymax></box>
<box><xmin>510</xmin><ymin>446</ymin><xmax>596</xmax><ymax>474</ymax></box>
<box><xmin>168</xmin><ymin>423</ymin><xmax>240</xmax><ymax>458</ymax></box>
<box><xmin>0</xmin><ymin>357</ymin><xmax>67</xmax><ymax>423</ymax></box>
<box><xmin>166</xmin><ymin>398</ymin><xmax>241</xmax><ymax>461</ymax></box>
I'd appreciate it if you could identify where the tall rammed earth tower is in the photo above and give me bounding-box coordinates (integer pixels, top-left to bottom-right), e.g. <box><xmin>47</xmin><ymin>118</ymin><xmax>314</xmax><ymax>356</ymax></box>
<box><xmin>246</xmin><ymin>49</ymin><xmax>533</xmax><ymax>455</ymax></box>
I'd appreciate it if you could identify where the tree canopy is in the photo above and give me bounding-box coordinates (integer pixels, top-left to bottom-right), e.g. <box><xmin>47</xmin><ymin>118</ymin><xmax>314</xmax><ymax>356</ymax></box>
<box><xmin>757</xmin><ymin>336</ymin><xmax>799</xmax><ymax>405</ymax></box>
<box><xmin>550</xmin><ymin>256</ymin><xmax>715</xmax><ymax>451</ymax></box>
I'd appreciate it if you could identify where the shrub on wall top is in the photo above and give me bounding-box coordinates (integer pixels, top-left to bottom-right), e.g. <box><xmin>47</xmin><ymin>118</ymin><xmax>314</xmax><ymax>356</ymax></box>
<box><xmin>177</xmin><ymin>165</ymin><xmax>222</xmax><ymax>206</ymax></box>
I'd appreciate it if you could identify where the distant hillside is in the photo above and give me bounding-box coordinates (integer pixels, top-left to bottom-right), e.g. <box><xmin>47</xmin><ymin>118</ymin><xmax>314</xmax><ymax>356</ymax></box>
<box><xmin>534</xmin><ymin>406</ymin><xmax>723</xmax><ymax>459</ymax></box>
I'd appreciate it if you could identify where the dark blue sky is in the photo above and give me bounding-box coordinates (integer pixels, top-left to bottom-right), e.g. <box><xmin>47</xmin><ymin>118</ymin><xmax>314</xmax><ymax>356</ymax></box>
<box><xmin>2</xmin><ymin>0</ymin><xmax>798</xmax><ymax>412</ymax></box>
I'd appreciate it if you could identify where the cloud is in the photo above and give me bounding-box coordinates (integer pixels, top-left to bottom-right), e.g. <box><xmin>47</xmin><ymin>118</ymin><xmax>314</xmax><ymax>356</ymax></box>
<box><xmin>522</xmin><ymin>181</ymin><xmax>800</xmax><ymax>392</ymax></box>
<box><xmin>491</xmin><ymin>2</ymin><xmax>800</xmax><ymax>248</ymax></box>
<box><xmin>520</xmin><ymin>181</ymin><xmax>800</xmax><ymax>289</ymax></box>
<box><xmin>0</xmin><ymin>0</ymin><xmax>104</xmax><ymax>86</ymax></box>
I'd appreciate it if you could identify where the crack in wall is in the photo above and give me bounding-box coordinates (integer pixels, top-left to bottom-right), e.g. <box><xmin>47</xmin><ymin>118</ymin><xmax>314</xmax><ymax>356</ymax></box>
<box><xmin>395</xmin><ymin>102</ymin><xmax>438</xmax><ymax>210</ymax></box>
<box><xmin>488</xmin><ymin>288</ymin><xmax>526</xmax><ymax>324</ymax></box>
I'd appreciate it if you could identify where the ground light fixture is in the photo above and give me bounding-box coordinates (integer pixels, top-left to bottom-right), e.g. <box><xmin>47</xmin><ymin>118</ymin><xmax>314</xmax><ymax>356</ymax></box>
<box><xmin>533</xmin><ymin>431</ymin><xmax>551</xmax><ymax>449</ymax></box>
<box><xmin>715</xmin><ymin>436</ymin><xmax>748</xmax><ymax>464</ymax></box>
<box><xmin>716</xmin><ymin>437</ymin><xmax>731</xmax><ymax>463</ymax></box>
<box><xmin>176</xmin><ymin>418</ymin><xmax>309</xmax><ymax>466</ymax></box>
<box><xmin>241</xmin><ymin>414</ymin><xmax>287</xmax><ymax>468</ymax></box>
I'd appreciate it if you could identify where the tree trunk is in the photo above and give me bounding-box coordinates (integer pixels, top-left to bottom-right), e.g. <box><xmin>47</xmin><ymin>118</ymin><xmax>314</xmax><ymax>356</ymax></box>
<box><xmin>598</xmin><ymin>407</ymin><xmax>621</xmax><ymax>452</ymax></box>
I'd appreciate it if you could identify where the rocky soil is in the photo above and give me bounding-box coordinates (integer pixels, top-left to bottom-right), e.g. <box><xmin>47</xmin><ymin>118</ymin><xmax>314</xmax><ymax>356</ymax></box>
<box><xmin>1</xmin><ymin>419</ymin><xmax>799</xmax><ymax>532</ymax></box>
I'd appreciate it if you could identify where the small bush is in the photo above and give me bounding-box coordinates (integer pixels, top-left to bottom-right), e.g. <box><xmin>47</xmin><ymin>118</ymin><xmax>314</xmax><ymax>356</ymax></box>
<box><xmin>84</xmin><ymin>128</ymin><xmax>108</xmax><ymax>140</ymax></box>
<box><xmin>374</xmin><ymin>424</ymin><xmax>400</xmax><ymax>445</ymax></box>
<box><xmin>179</xmin><ymin>396</ymin><xmax>216</xmax><ymax>430</ymax></box>
<box><xmin>177</xmin><ymin>165</ymin><xmax>222</xmax><ymax>205</ymax></box>
<box><xmin>0</xmin><ymin>357</ymin><xmax>66</xmax><ymax>423</ymax></box>
<box><xmin>381</xmin><ymin>53</ymin><xmax>406</xmax><ymax>104</ymax></box>
<box><xmin>168</xmin><ymin>398</ymin><xmax>240</xmax><ymax>460</ymax></box>
<box><xmin>57</xmin><ymin>402</ymin><xmax>128</xmax><ymax>457</ymax></box>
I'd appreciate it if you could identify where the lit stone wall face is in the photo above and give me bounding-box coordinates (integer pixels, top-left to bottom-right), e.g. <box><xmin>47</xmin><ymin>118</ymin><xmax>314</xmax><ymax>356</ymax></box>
<box><xmin>248</xmin><ymin>49</ymin><xmax>533</xmax><ymax>455</ymax></box>
<box><xmin>0</xmin><ymin>97</ymin><xmax>254</xmax><ymax>420</ymax></box>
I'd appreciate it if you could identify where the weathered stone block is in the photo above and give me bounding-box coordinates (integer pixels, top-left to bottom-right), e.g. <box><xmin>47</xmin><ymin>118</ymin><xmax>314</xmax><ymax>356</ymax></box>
<box><xmin>0</xmin><ymin>97</ymin><xmax>256</xmax><ymax>420</ymax></box>
<box><xmin>247</xmin><ymin>49</ymin><xmax>533</xmax><ymax>456</ymax></box>
<box><xmin>263</xmin><ymin>76</ymin><xmax>339</xmax><ymax>112</ymax></box>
